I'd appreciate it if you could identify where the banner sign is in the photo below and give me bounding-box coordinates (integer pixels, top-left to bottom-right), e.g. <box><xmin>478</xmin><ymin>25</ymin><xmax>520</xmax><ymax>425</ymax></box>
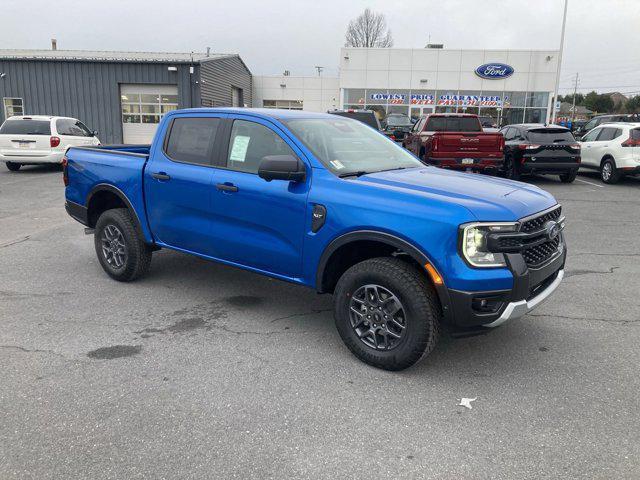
<box><xmin>437</xmin><ymin>95</ymin><xmax>504</xmax><ymax>107</ymax></box>
<box><xmin>365</xmin><ymin>92</ymin><xmax>509</xmax><ymax>107</ymax></box>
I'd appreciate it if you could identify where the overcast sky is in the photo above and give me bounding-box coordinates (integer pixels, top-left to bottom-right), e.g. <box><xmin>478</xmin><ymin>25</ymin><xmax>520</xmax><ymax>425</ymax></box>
<box><xmin>3</xmin><ymin>0</ymin><xmax>640</xmax><ymax>95</ymax></box>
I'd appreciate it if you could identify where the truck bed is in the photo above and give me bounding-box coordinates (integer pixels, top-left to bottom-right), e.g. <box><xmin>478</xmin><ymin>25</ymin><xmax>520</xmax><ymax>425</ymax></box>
<box><xmin>64</xmin><ymin>144</ymin><xmax>153</xmax><ymax>241</ymax></box>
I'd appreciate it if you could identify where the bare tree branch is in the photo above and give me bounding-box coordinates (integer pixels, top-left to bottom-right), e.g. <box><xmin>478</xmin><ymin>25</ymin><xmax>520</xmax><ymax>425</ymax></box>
<box><xmin>345</xmin><ymin>8</ymin><xmax>394</xmax><ymax>48</ymax></box>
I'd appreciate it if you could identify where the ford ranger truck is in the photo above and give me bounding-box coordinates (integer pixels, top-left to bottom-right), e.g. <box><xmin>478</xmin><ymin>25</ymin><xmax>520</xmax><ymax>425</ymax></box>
<box><xmin>403</xmin><ymin>113</ymin><xmax>505</xmax><ymax>172</ymax></box>
<box><xmin>64</xmin><ymin>108</ymin><xmax>566</xmax><ymax>371</ymax></box>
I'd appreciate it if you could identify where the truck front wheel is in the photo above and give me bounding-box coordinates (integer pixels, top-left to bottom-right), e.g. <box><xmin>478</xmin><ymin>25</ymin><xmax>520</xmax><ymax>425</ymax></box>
<box><xmin>94</xmin><ymin>208</ymin><xmax>152</xmax><ymax>282</ymax></box>
<box><xmin>333</xmin><ymin>257</ymin><xmax>440</xmax><ymax>371</ymax></box>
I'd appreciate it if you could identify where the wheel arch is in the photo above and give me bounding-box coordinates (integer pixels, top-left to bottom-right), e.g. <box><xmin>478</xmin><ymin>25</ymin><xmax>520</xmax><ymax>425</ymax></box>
<box><xmin>600</xmin><ymin>154</ymin><xmax>616</xmax><ymax>168</ymax></box>
<box><xmin>86</xmin><ymin>184</ymin><xmax>146</xmax><ymax>241</ymax></box>
<box><xmin>315</xmin><ymin>230</ymin><xmax>453</xmax><ymax>321</ymax></box>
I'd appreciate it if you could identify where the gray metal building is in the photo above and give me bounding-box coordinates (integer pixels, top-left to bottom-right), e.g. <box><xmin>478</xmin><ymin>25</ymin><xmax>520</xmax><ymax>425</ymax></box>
<box><xmin>0</xmin><ymin>49</ymin><xmax>252</xmax><ymax>144</ymax></box>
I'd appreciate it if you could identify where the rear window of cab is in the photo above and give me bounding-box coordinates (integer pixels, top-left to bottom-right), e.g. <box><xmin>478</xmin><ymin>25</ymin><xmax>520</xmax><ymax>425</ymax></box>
<box><xmin>0</xmin><ymin>119</ymin><xmax>51</xmax><ymax>135</ymax></box>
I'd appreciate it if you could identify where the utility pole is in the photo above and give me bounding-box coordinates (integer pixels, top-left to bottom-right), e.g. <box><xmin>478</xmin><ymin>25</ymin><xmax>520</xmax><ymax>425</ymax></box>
<box><xmin>571</xmin><ymin>72</ymin><xmax>579</xmax><ymax>123</ymax></box>
<box><xmin>551</xmin><ymin>0</ymin><xmax>568</xmax><ymax>124</ymax></box>
<box><xmin>314</xmin><ymin>66</ymin><xmax>324</xmax><ymax>77</ymax></box>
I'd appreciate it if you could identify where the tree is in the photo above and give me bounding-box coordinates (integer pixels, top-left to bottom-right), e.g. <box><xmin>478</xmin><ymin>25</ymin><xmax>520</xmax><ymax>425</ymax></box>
<box><xmin>625</xmin><ymin>95</ymin><xmax>640</xmax><ymax>113</ymax></box>
<box><xmin>561</xmin><ymin>93</ymin><xmax>585</xmax><ymax>106</ymax></box>
<box><xmin>345</xmin><ymin>8</ymin><xmax>393</xmax><ymax>48</ymax></box>
<box><xmin>584</xmin><ymin>91</ymin><xmax>614</xmax><ymax>113</ymax></box>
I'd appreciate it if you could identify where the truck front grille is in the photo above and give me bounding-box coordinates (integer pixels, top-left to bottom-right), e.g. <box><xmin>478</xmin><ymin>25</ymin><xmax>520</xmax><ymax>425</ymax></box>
<box><xmin>520</xmin><ymin>206</ymin><xmax>562</xmax><ymax>233</ymax></box>
<box><xmin>520</xmin><ymin>206</ymin><xmax>563</xmax><ymax>268</ymax></box>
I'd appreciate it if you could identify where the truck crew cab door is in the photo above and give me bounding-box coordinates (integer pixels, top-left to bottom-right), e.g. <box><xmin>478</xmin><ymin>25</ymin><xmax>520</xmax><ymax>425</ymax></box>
<box><xmin>207</xmin><ymin>116</ymin><xmax>309</xmax><ymax>279</ymax></box>
<box><xmin>144</xmin><ymin>114</ymin><xmax>227</xmax><ymax>256</ymax></box>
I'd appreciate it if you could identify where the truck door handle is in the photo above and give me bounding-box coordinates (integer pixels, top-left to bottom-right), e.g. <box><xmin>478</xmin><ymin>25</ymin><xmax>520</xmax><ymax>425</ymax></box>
<box><xmin>216</xmin><ymin>183</ymin><xmax>239</xmax><ymax>192</ymax></box>
<box><xmin>151</xmin><ymin>172</ymin><xmax>171</xmax><ymax>181</ymax></box>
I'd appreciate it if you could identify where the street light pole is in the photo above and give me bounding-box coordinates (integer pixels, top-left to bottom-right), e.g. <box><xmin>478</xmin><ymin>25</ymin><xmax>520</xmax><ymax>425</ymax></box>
<box><xmin>551</xmin><ymin>0</ymin><xmax>568</xmax><ymax>124</ymax></box>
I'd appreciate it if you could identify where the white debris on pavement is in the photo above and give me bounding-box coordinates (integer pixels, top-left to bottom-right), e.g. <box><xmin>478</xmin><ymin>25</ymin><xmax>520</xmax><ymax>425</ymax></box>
<box><xmin>457</xmin><ymin>397</ymin><xmax>477</xmax><ymax>409</ymax></box>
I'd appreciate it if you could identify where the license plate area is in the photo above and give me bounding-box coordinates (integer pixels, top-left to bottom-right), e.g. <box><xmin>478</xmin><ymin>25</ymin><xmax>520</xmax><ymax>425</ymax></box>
<box><xmin>461</xmin><ymin>158</ymin><xmax>474</xmax><ymax>165</ymax></box>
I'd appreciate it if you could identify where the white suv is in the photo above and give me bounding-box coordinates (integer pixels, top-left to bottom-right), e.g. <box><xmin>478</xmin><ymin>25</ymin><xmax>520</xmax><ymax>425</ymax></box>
<box><xmin>579</xmin><ymin>122</ymin><xmax>640</xmax><ymax>184</ymax></box>
<box><xmin>0</xmin><ymin>115</ymin><xmax>101</xmax><ymax>171</ymax></box>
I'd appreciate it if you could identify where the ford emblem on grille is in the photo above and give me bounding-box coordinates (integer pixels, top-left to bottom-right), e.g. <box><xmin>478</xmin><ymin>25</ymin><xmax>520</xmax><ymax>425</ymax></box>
<box><xmin>545</xmin><ymin>220</ymin><xmax>561</xmax><ymax>241</ymax></box>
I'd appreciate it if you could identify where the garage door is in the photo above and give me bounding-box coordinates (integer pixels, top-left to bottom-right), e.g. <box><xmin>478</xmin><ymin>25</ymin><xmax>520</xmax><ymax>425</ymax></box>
<box><xmin>120</xmin><ymin>84</ymin><xmax>178</xmax><ymax>144</ymax></box>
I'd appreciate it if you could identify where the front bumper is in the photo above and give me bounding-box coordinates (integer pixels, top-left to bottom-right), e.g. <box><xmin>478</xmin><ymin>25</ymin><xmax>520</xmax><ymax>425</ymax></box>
<box><xmin>445</xmin><ymin>244</ymin><xmax>566</xmax><ymax>332</ymax></box>
<box><xmin>483</xmin><ymin>268</ymin><xmax>564</xmax><ymax>327</ymax></box>
<box><xmin>0</xmin><ymin>151</ymin><xmax>65</xmax><ymax>164</ymax></box>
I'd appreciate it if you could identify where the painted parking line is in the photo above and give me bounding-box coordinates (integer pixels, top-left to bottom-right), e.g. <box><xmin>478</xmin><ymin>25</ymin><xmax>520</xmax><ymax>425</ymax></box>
<box><xmin>575</xmin><ymin>178</ymin><xmax>605</xmax><ymax>188</ymax></box>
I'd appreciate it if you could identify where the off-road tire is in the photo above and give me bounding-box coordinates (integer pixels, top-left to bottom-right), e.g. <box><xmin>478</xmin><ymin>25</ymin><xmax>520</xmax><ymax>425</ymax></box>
<box><xmin>333</xmin><ymin>257</ymin><xmax>441</xmax><ymax>371</ymax></box>
<box><xmin>559</xmin><ymin>169</ymin><xmax>578</xmax><ymax>183</ymax></box>
<box><xmin>6</xmin><ymin>162</ymin><xmax>21</xmax><ymax>171</ymax></box>
<box><xmin>94</xmin><ymin>208</ymin><xmax>152</xmax><ymax>282</ymax></box>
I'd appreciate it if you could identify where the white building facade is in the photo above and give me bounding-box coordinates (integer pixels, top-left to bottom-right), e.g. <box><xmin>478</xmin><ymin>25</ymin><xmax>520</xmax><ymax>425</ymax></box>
<box><xmin>253</xmin><ymin>47</ymin><xmax>560</xmax><ymax>126</ymax></box>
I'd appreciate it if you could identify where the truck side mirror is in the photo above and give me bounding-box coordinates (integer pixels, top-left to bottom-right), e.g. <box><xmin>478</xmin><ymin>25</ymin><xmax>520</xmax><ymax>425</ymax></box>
<box><xmin>258</xmin><ymin>155</ymin><xmax>306</xmax><ymax>182</ymax></box>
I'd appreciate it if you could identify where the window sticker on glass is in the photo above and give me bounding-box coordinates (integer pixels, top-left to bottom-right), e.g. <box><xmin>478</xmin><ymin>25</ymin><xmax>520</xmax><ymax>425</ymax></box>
<box><xmin>330</xmin><ymin>159</ymin><xmax>345</xmax><ymax>170</ymax></box>
<box><xmin>229</xmin><ymin>135</ymin><xmax>251</xmax><ymax>162</ymax></box>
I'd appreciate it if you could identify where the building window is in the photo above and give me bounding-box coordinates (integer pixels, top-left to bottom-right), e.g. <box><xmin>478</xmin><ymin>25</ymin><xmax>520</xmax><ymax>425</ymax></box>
<box><xmin>120</xmin><ymin>92</ymin><xmax>178</xmax><ymax>124</ymax></box>
<box><xmin>262</xmin><ymin>100</ymin><xmax>303</xmax><ymax>110</ymax></box>
<box><xmin>3</xmin><ymin>98</ymin><xmax>24</xmax><ymax>119</ymax></box>
<box><xmin>231</xmin><ymin>86</ymin><xmax>243</xmax><ymax>107</ymax></box>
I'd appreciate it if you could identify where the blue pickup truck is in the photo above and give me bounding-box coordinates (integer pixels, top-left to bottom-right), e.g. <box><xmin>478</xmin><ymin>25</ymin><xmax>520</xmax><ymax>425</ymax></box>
<box><xmin>64</xmin><ymin>108</ymin><xmax>566</xmax><ymax>370</ymax></box>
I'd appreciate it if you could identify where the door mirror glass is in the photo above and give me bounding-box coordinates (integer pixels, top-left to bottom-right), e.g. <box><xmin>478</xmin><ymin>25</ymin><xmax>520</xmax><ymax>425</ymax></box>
<box><xmin>92</xmin><ymin>130</ymin><xmax>98</xmax><ymax>137</ymax></box>
<box><xmin>258</xmin><ymin>155</ymin><xmax>306</xmax><ymax>182</ymax></box>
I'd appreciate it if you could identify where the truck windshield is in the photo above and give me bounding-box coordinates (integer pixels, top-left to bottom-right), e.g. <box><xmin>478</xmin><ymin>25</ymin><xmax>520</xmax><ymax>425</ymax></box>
<box><xmin>425</xmin><ymin>117</ymin><xmax>482</xmax><ymax>132</ymax></box>
<box><xmin>0</xmin><ymin>119</ymin><xmax>51</xmax><ymax>135</ymax></box>
<box><xmin>286</xmin><ymin>118</ymin><xmax>423</xmax><ymax>176</ymax></box>
<box><xmin>527</xmin><ymin>129</ymin><xmax>575</xmax><ymax>143</ymax></box>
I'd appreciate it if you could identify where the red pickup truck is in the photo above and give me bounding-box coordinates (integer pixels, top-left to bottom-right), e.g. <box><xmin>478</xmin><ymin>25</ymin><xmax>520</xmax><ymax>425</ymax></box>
<box><xmin>403</xmin><ymin>113</ymin><xmax>504</xmax><ymax>172</ymax></box>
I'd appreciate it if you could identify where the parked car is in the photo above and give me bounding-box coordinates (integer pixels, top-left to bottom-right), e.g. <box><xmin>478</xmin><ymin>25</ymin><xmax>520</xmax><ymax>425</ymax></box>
<box><xmin>478</xmin><ymin>115</ymin><xmax>497</xmax><ymax>129</ymax></box>
<box><xmin>573</xmin><ymin>114</ymin><xmax>640</xmax><ymax>140</ymax></box>
<box><xmin>0</xmin><ymin>115</ymin><xmax>100</xmax><ymax>171</ymax></box>
<box><xmin>579</xmin><ymin>122</ymin><xmax>640</xmax><ymax>184</ymax></box>
<box><xmin>499</xmin><ymin>124</ymin><xmax>581</xmax><ymax>183</ymax></box>
<box><xmin>402</xmin><ymin>113</ymin><xmax>504</xmax><ymax>172</ymax></box>
<box><xmin>64</xmin><ymin>108</ymin><xmax>566</xmax><ymax>371</ymax></box>
<box><xmin>382</xmin><ymin>113</ymin><xmax>414</xmax><ymax>141</ymax></box>
<box><xmin>327</xmin><ymin>109</ymin><xmax>381</xmax><ymax>131</ymax></box>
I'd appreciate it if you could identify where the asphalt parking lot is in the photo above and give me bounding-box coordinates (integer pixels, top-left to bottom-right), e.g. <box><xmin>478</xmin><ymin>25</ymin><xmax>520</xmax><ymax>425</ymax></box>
<box><xmin>1</xmin><ymin>166</ymin><xmax>639</xmax><ymax>479</ymax></box>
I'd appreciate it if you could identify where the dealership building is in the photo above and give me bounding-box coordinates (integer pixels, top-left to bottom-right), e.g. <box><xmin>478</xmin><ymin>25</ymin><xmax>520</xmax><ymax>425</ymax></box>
<box><xmin>0</xmin><ymin>49</ymin><xmax>251</xmax><ymax>143</ymax></box>
<box><xmin>0</xmin><ymin>45</ymin><xmax>559</xmax><ymax>144</ymax></box>
<box><xmin>253</xmin><ymin>47</ymin><xmax>560</xmax><ymax>126</ymax></box>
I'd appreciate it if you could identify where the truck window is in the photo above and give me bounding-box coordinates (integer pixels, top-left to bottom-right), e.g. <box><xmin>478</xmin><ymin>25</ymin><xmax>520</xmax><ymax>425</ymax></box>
<box><xmin>424</xmin><ymin>117</ymin><xmax>482</xmax><ymax>132</ymax></box>
<box><xmin>226</xmin><ymin>120</ymin><xmax>296</xmax><ymax>174</ymax></box>
<box><xmin>164</xmin><ymin>117</ymin><xmax>220</xmax><ymax>166</ymax></box>
<box><xmin>0</xmin><ymin>119</ymin><xmax>51</xmax><ymax>135</ymax></box>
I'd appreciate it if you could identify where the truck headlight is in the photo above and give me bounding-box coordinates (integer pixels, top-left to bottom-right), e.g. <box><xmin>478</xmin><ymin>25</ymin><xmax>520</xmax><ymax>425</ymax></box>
<box><xmin>459</xmin><ymin>223</ymin><xmax>518</xmax><ymax>268</ymax></box>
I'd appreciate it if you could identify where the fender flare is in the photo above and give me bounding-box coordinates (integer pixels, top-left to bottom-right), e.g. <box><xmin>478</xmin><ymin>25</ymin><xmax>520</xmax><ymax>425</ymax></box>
<box><xmin>315</xmin><ymin>230</ymin><xmax>453</xmax><ymax>321</ymax></box>
<box><xmin>86</xmin><ymin>183</ymin><xmax>147</xmax><ymax>241</ymax></box>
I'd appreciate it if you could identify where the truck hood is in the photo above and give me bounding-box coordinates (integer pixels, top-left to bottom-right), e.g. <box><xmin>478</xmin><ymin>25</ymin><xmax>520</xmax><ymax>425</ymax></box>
<box><xmin>353</xmin><ymin>167</ymin><xmax>557</xmax><ymax>221</ymax></box>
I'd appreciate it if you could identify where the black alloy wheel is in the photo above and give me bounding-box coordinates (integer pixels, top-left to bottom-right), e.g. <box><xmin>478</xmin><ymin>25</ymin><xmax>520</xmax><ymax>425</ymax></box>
<box><xmin>349</xmin><ymin>284</ymin><xmax>407</xmax><ymax>351</ymax></box>
<box><xmin>100</xmin><ymin>224</ymin><xmax>128</xmax><ymax>270</ymax></box>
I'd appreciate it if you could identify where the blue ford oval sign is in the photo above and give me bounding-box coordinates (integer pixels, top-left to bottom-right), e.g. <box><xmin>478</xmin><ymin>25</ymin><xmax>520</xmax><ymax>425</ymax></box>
<box><xmin>475</xmin><ymin>63</ymin><xmax>514</xmax><ymax>79</ymax></box>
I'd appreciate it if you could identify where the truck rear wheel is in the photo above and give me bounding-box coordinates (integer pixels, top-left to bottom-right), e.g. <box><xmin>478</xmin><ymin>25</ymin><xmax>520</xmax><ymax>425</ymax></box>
<box><xmin>6</xmin><ymin>162</ymin><xmax>21</xmax><ymax>171</ymax></box>
<box><xmin>94</xmin><ymin>208</ymin><xmax>152</xmax><ymax>282</ymax></box>
<box><xmin>333</xmin><ymin>257</ymin><xmax>440</xmax><ymax>371</ymax></box>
